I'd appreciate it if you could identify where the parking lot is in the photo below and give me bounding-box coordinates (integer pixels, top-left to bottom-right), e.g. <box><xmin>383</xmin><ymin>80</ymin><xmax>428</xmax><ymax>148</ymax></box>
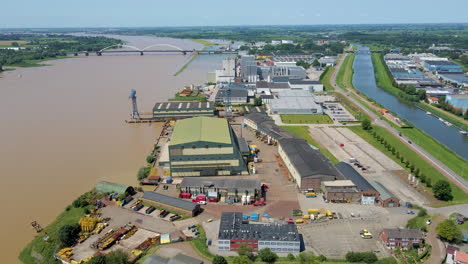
<box><xmin>309</xmin><ymin>126</ymin><xmax>428</xmax><ymax>205</ymax></box>
<box><xmin>323</xmin><ymin>102</ymin><xmax>357</xmax><ymax>122</ymax></box>
<box><xmin>296</xmin><ymin>194</ymin><xmax>415</xmax><ymax>258</ymax></box>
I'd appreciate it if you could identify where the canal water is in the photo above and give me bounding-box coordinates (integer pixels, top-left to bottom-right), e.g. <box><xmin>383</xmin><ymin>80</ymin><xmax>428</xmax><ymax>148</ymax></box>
<box><xmin>0</xmin><ymin>35</ymin><xmax>226</xmax><ymax>263</ymax></box>
<box><xmin>352</xmin><ymin>46</ymin><xmax>468</xmax><ymax>159</ymax></box>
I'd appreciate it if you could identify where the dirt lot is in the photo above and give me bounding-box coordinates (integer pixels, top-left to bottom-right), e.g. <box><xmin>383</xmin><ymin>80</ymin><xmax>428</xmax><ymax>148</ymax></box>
<box><xmin>157</xmin><ymin>241</ymin><xmax>212</xmax><ymax>263</ymax></box>
<box><xmin>72</xmin><ymin>204</ymin><xmax>177</xmax><ymax>261</ymax></box>
<box><xmin>309</xmin><ymin>126</ymin><xmax>428</xmax><ymax>206</ymax></box>
<box><xmin>297</xmin><ymin>194</ymin><xmax>415</xmax><ymax>258</ymax></box>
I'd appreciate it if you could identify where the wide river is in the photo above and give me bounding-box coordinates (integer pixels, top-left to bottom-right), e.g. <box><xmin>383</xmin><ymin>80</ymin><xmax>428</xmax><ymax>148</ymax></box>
<box><xmin>0</xmin><ymin>35</ymin><xmax>227</xmax><ymax>263</ymax></box>
<box><xmin>352</xmin><ymin>46</ymin><xmax>468</xmax><ymax>159</ymax></box>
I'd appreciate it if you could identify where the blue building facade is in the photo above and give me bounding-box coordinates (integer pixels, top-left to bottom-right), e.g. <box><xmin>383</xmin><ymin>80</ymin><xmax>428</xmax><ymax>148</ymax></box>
<box><xmin>423</xmin><ymin>60</ymin><xmax>462</xmax><ymax>72</ymax></box>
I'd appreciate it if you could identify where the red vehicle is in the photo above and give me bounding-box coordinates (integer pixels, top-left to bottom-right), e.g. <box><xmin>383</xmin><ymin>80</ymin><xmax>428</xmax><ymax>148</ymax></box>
<box><xmin>252</xmin><ymin>201</ymin><xmax>266</xmax><ymax>206</ymax></box>
<box><xmin>207</xmin><ymin>197</ymin><xmax>218</xmax><ymax>203</ymax></box>
<box><xmin>287</xmin><ymin>218</ymin><xmax>294</xmax><ymax>224</ymax></box>
<box><xmin>191</xmin><ymin>195</ymin><xmax>206</xmax><ymax>203</ymax></box>
<box><xmin>179</xmin><ymin>192</ymin><xmax>191</xmax><ymax>199</ymax></box>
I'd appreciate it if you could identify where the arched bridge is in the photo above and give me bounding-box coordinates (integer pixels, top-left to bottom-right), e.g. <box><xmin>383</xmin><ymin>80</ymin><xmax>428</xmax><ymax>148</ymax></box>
<box><xmin>73</xmin><ymin>43</ymin><xmax>237</xmax><ymax>56</ymax></box>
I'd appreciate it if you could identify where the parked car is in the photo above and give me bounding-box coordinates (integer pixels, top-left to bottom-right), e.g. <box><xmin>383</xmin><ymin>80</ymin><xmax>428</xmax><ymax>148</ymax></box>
<box><xmin>426</xmin><ymin>219</ymin><xmax>432</xmax><ymax>225</ymax></box>
<box><xmin>170</xmin><ymin>215</ymin><xmax>181</xmax><ymax>221</ymax></box>
<box><xmin>252</xmin><ymin>201</ymin><xmax>266</xmax><ymax>206</ymax></box>
<box><xmin>145</xmin><ymin>206</ymin><xmax>155</xmax><ymax>214</ymax></box>
<box><xmin>407</xmin><ymin>210</ymin><xmax>415</xmax><ymax>215</ymax></box>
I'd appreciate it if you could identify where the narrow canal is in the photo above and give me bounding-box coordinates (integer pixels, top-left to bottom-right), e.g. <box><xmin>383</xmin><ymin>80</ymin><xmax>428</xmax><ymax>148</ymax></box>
<box><xmin>352</xmin><ymin>45</ymin><xmax>468</xmax><ymax>159</ymax></box>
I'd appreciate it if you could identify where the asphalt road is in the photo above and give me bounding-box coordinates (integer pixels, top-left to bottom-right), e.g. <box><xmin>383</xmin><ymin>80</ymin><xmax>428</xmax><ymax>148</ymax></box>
<box><xmin>330</xmin><ymin>53</ymin><xmax>468</xmax><ymax>193</ymax></box>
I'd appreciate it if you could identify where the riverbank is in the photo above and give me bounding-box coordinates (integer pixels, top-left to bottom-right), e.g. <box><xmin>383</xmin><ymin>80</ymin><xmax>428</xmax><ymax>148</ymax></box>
<box><xmin>416</xmin><ymin>102</ymin><xmax>468</xmax><ymax>131</ymax></box>
<box><xmin>335</xmin><ymin>54</ymin><xmax>355</xmax><ymax>91</ymax></box>
<box><xmin>371</xmin><ymin>52</ymin><xmax>468</xmax><ymax>131</ymax></box>
<box><xmin>367</xmin><ymin>52</ymin><xmax>467</xmax><ymax>177</ymax></box>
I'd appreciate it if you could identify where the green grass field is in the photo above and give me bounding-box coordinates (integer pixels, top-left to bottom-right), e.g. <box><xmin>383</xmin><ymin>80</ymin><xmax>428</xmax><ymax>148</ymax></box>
<box><xmin>281</xmin><ymin>114</ymin><xmax>333</xmax><ymax>124</ymax></box>
<box><xmin>320</xmin><ymin>66</ymin><xmax>335</xmax><ymax>91</ymax></box>
<box><xmin>349</xmin><ymin>126</ymin><xmax>468</xmax><ymax>206</ymax></box>
<box><xmin>336</xmin><ymin>54</ymin><xmax>355</xmax><ymax>90</ymax></box>
<box><xmin>19</xmin><ymin>206</ymin><xmax>91</xmax><ymax>264</ymax></box>
<box><xmin>280</xmin><ymin>126</ymin><xmax>339</xmax><ymax>164</ymax></box>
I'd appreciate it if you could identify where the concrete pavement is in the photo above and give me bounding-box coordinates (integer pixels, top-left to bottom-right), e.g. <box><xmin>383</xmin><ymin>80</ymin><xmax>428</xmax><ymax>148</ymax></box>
<box><xmin>330</xmin><ymin>53</ymin><xmax>468</xmax><ymax>193</ymax></box>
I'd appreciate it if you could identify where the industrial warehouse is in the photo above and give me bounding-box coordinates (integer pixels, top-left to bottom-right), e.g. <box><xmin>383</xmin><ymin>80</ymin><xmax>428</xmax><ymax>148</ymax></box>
<box><xmin>152</xmin><ymin>101</ymin><xmax>215</xmax><ymax>119</ymax></box>
<box><xmin>217</xmin><ymin>212</ymin><xmax>301</xmax><ymax>253</ymax></box>
<box><xmin>141</xmin><ymin>191</ymin><xmax>201</xmax><ymax>216</ymax></box>
<box><xmin>168</xmin><ymin>116</ymin><xmax>248</xmax><ymax>177</ymax></box>
<box><xmin>179</xmin><ymin>177</ymin><xmax>263</xmax><ymax>201</ymax></box>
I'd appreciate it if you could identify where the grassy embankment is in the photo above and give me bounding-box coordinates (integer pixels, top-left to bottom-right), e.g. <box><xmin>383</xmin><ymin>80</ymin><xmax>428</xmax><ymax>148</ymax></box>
<box><xmin>335</xmin><ymin>54</ymin><xmax>355</xmax><ymax>91</ymax></box>
<box><xmin>173</xmin><ymin>39</ymin><xmax>214</xmax><ymax>76</ymax></box>
<box><xmin>280</xmin><ymin>114</ymin><xmax>333</xmax><ymax>124</ymax></box>
<box><xmin>349</xmin><ymin>126</ymin><xmax>468</xmax><ymax>206</ymax></box>
<box><xmin>371</xmin><ymin>53</ymin><xmax>468</xmax><ymax>179</ymax></box>
<box><xmin>19</xmin><ymin>205</ymin><xmax>93</xmax><ymax>264</ymax></box>
<box><xmin>319</xmin><ymin>66</ymin><xmax>335</xmax><ymax>91</ymax></box>
<box><xmin>280</xmin><ymin>125</ymin><xmax>339</xmax><ymax>165</ymax></box>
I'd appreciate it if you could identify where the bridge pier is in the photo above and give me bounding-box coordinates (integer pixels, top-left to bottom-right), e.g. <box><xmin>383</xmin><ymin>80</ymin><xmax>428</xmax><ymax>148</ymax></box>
<box><xmin>182</xmin><ymin>51</ymin><xmax>187</xmax><ymax>55</ymax></box>
<box><xmin>73</xmin><ymin>52</ymin><xmax>78</xmax><ymax>56</ymax></box>
<box><xmin>85</xmin><ymin>52</ymin><xmax>89</xmax><ymax>56</ymax></box>
<box><xmin>96</xmin><ymin>52</ymin><xmax>102</xmax><ymax>56</ymax></box>
<box><xmin>140</xmin><ymin>51</ymin><xmax>144</xmax><ymax>56</ymax></box>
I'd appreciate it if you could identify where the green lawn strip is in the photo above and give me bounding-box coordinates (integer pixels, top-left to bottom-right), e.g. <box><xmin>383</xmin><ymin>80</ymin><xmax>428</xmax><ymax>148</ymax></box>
<box><xmin>406</xmin><ymin>214</ymin><xmax>431</xmax><ymax>232</ymax></box>
<box><xmin>19</xmin><ymin>205</ymin><xmax>93</xmax><ymax>264</ymax></box>
<box><xmin>190</xmin><ymin>39</ymin><xmax>215</xmax><ymax>46</ymax></box>
<box><xmin>168</xmin><ymin>96</ymin><xmax>207</xmax><ymax>102</ymax></box>
<box><xmin>280</xmin><ymin>114</ymin><xmax>333</xmax><ymax>124</ymax></box>
<box><xmin>391</xmin><ymin>124</ymin><xmax>468</xmax><ymax>181</ymax></box>
<box><xmin>190</xmin><ymin>225</ymin><xmax>215</xmax><ymax>260</ymax></box>
<box><xmin>336</xmin><ymin>54</ymin><xmax>355</xmax><ymax>91</ymax></box>
<box><xmin>348</xmin><ymin>126</ymin><xmax>468</xmax><ymax>206</ymax></box>
<box><xmin>9</xmin><ymin>56</ymin><xmax>72</xmax><ymax>68</ymax></box>
<box><xmin>280</xmin><ymin>125</ymin><xmax>339</xmax><ymax>165</ymax></box>
<box><xmin>320</xmin><ymin>66</ymin><xmax>335</xmax><ymax>91</ymax></box>
<box><xmin>416</xmin><ymin>102</ymin><xmax>468</xmax><ymax>131</ymax></box>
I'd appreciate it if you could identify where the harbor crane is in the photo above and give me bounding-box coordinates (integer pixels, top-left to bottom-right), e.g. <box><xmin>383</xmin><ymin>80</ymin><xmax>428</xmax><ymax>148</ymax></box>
<box><xmin>129</xmin><ymin>89</ymin><xmax>140</xmax><ymax>120</ymax></box>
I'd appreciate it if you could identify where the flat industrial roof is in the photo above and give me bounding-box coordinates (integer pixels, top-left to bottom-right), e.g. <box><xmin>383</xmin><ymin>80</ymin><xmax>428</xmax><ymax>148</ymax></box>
<box><xmin>170</xmin><ymin>117</ymin><xmax>231</xmax><ymax>146</ymax></box>
<box><xmin>180</xmin><ymin>177</ymin><xmax>261</xmax><ymax>190</ymax></box>
<box><xmin>153</xmin><ymin>101</ymin><xmax>213</xmax><ymax>111</ymax></box>
<box><xmin>323</xmin><ymin>180</ymin><xmax>356</xmax><ymax>187</ymax></box>
<box><xmin>142</xmin><ymin>191</ymin><xmax>198</xmax><ymax>212</ymax></box>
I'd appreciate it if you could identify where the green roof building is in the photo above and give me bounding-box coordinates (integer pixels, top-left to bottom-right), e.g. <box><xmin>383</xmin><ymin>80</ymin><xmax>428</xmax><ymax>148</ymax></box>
<box><xmin>169</xmin><ymin>117</ymin><xmax>248</xmax><ymax>177</ymax></box>
<box><xmin>95</xmin><ymin>181</ymin><xmax>135</xmax><ymax>195</ymax></box>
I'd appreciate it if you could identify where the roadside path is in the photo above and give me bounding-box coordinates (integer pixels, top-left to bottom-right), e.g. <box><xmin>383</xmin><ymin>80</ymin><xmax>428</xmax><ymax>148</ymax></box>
<box><xmin>330</xmin><ymin>53</ymin><xmax>468</xmax><ymax>193</ymax></box>
<box><xmin>426</xmin><ymin>215</ymin><xmax>446</xmax><ymax>264</ymax></box>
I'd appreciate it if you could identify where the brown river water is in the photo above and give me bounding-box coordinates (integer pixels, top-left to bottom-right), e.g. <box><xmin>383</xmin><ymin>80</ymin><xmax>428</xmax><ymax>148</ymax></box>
<box><xmin>0</xmin><ymin>35</ymin><xmax>225</xmax><ymax>263</ymax></box>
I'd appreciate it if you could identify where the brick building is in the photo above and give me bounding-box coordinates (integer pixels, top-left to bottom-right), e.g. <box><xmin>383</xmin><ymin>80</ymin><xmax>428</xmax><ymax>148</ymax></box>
<box><xmin>380</xmin><ymin>228</ymin><xmax>424</xmax><ymax>249</ymax></box>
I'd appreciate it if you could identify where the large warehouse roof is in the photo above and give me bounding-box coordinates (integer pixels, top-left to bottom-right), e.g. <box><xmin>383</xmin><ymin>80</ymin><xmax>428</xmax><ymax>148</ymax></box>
<box><xmin>142</xmin><ymin>191</ymin><xmax>198</xmax><ymax>212</ymax></box>
<box><xmin>370</xmin><ymin>181</ymin><xmax>396</xmax><ymax>201</ymax></box>
<box><xmin>336</xmin><ymin>162</ymin><xmax>377</xmax><ymax>193</ymax></box>
<box><xmin>279</xmin><ymin>138</ymin><xmax>340</xmax><ymax>179</ymax></box>
<box><xmin>170</xmin><ymin>117</ymin><xmax>231</xmax><ymax>146</ymax></box>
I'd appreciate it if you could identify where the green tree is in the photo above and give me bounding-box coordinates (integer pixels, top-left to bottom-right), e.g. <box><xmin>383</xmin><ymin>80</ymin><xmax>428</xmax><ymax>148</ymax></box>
<box><xmin>213</xmin><ymin>256</ymin><xmax>228</xmax><ymax>264</ymax></box>
<box><xmin>58</xmin><ymin>224</ymin><xmax>80</xmax><ymax>247</ymax></box>
<box><xmin>426</xmin><ymin>178</ymin><xmax>432</xmax><ymax>188</ymax></box>
<box><xmin>410</xmin><ymin>164</ymin><xmax>415</xmax><ymax>172</ymax></box>
<box><xmin>237</xmin><ymin>244</ymin><xmax>253</xmax><ymax>258</ymax></box>
<box><xmin>417</xmin><ymin>208</ymin><xmax>427</xmax><ymax>217</ymax></box>
<box><xmin>296</xmin><ymin>60</ymin><xmax>311</xmax><ymax>69</ymax></box>
<box><xmin>361</xmin><ymin>118</ymin><xmax>372</xmax><ymax>130</ymax></box>
<box><xmin>312</xmin><ymin>59</ymin><xmax>321</xmax><ymax>67</ymax></box>
<box><xmin>137</xmin><ymin>166</ymin><xmax>151</xmax><ymax>180</ymax></box>
<box><xmin>88</xmin><ymin>255</ymin><xmax>106</xmax><ymax>264</ymax></box>
<box><xmin>233</xmin><ymin>256</ymin><xmax>253</xmax><ymax>264</ymax></box>
<box><xmin>433</xmin><ymin>180</ymin><xmax>453</xmax><ymax>201</ymax></box>
<box><xmin>105</xmin><ymin>249</ymin><xmax>129</xmax><ymax>264</ymax></box>
<box><xmin>258</xmin><ymin>248</ymin><xmax>278</xmax><ymax>263</ymax></box>
<box><xmin>254</xmin><ymin>97</ymin><xmax>263</xmax><ymax>106</ymax></box>
<box><xmin>287</xmin><ymin>253</ymin><xmax>296</xmax><ymax>261</ymax></box>
<box><xmin>436</xmin><ymin>219</ymin><xmax>463</xmax><ymax>243</ymax></box>
<box><xmin>146</xmin><ymin>155</ymin><xmax>155</xmax><ymax>164</ymax></box>
<box><xmin>346</xmin><ymin>252</ymin><xmax>378</xmax><ymax>263</ymax></box>
<box><xmin>297</xmin><ymin>252</ymin><xmax>320</xmax><ymax>264</ymax></box>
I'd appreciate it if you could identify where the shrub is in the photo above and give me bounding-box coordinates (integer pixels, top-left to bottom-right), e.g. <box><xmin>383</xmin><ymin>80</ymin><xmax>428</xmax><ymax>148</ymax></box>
<box><xmin>417</xmin><ymin>208</ymin><xmax>427</xmax><ymax>217</ymax></box>
<box><xmin>58</xmin><ymin>224</ymin><xmax>80</xmax><ymax>247</ymax></box>
<box><xmin>146</xmin><ymin>155</ymin><xmax>155</xmax><ymax>164</ymax></box>
<box><xmin>433</xmin><ymin>180</ymin><xmax>452</xmax><ymax>201</ymax></box>
<box><xmin>213</xmin><ymin>256</ymin><xmax>228</xmax><ymax>264</ymax></box>
<box><xmin>258</xmin><ymin>248</ymin><xmax>278</xmax><ymax>263</ymax></box>
<box><xmin>137</xmin><ymin>166</ymin><xmax>151</xmax><ymax>180</ymax></box>
<box><xmin>345</xmin><ymin>252</ymin><xmax>378</xmax><ymax>263</ymax></box>
<box><xmin>237</xmin><ymin>244</ymin><xmax>253</xmax><ymax>258</ymax></box>
<box><xmin>287</xmin><ymin>253</ymin><xmax>296</xmax><ymax>261</ymax></box>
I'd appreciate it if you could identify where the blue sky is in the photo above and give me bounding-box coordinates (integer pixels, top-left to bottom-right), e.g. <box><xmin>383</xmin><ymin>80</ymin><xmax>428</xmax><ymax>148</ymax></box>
<box><xmin>1</xmin><ymin>0</ymin><xmax>467</xmax><ymax>28</ymax></box>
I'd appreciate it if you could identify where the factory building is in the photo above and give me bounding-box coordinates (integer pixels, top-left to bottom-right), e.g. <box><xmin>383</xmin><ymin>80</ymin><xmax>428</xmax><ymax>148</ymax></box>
<box><xmin>152</xmin><ymin>101</ymin><xmax>214</xmax><ymax>119</ymax></box>
<box><xmin>218</xmin><ymin>212</ymin><xmax>301</xmax><ymax>253</ymax></box>
<box><xmin>270</xmin><ymin>90</ymin><xmax>323</xmax><ymax>115</ymax></box>
<box><xmin>370</xmin><ymin>181</ymin><xmax>400</xmax><ymax>207</ymax></box>
<box><xmin>215</xmin><ymin>88</ymin><xmax>249</xmax><ymax>104</ymax></box>
<box><xmin>437</xmin><ymin>72</ymin><xmax>468</xmax><ymax>87</ymax></box>
<box><xmin>279</xmin><ymin>137</ymin><xmax>342</xmax><ymax>192</ymax></box>
<box><xmin>240</xmin><ymin>55</ymin><xmax>258</xmax><ymax>82</ymax></box>
<box><xmin>169</xmin><ymin>117</ymin><xmax>248</xmax><ymax>177</ymax></box>
<box><xmin>446</xmin><ymin>94</ymin><xmax>468</xmax><ymax>111</ymax></box>
<box><xmin>141</xmin><ymin>191</ymin><xmax>201</xmax><ymax>217</ymax></box>
<box><xmin>288</xmin><ymin>80</ymin><xmax>324</xmax><ymax>92</ymax></box>
<box><xmin>179</xmin><ymin>177</ymin><xmax>262</xmax><ymax>201</ymax></box>
<box><xmin>335</xmin><ymin>162</ymin><xmax>379</xmax><ymax>205</ymax></box>
<box><xmin>321</xmin><ymin>180</ymin><xmax>361</xmax><ymax>203</ymax></box>
<box><xmin>256</xmin><ymin>81</ymin><xmax>291</xmax><ymax>94</ymax></box>
<box><xmin>423</xmin><ymin>60</ymin><xmax>463</xmax><ymax>72</ymax></box>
